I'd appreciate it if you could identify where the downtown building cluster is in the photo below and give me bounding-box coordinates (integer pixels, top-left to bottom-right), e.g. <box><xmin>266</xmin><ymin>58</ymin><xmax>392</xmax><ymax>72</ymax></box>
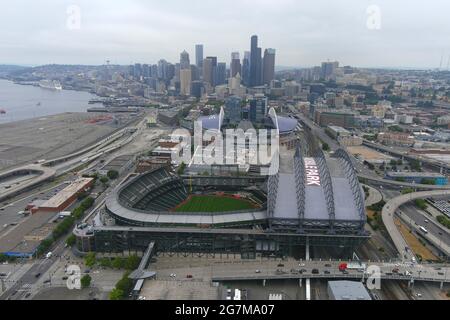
<box><xmin>127</xmin><ymin>35</ymin><xmax>276</xmax><ymax>98</ymax></box>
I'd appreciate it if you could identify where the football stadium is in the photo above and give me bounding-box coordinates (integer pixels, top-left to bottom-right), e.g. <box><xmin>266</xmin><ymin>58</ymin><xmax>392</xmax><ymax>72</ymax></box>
<box><xmin>74</xmin><ymin>145</ymin><xmax>369</xmax><ymax>259</ymax></box>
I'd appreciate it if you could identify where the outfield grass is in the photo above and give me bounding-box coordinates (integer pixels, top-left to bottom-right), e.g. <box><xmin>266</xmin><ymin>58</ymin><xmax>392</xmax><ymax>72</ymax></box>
<box><xmin>174</xmin><ymin>195</ymin><xmax>256</xmax><ymax>213</ymax></box>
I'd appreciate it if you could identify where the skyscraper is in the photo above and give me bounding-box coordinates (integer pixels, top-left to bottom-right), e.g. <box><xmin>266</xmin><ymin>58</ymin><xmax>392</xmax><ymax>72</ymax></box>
<box><xmin>242</xmin><ymin>51</ymin><xmax>250</xmax><ymax>86</ymax></box>
<box><xmin>203</xmin><ymin>56</ymin><xmax>217</xmax><ymax>87</ymax></box>
<box><xmin>195</xmin><ymin>44</ymin><xmax>204</xmax><ymax>68</ymax></box>
<box><xmin>321</xmin><ymin>61</ymin><xmax>339</xmax><ymax>80</ymax></box>
<box><xmin>230</xmin><ymin>52</ymin><xmax>241</xmax><ymax>78</ymax></box>
<box><xmin>216</xmin><ymin>62</ymin><xmax>227</xmax><ymax>85</ymax></box>
<box><xmin>250</xmin><ymin>35</ymin><xmax>262</xmax><ymax>87</ymax></box>
<box><xmin>180</xmin><ymin>50</ymin><xmax>190</xmax><ymax>70</ymax></box>
<box><xmin>180</xmin><ymin>68</ymin><xmax>192</xmax><ymax>96</ymax></box>
<box><xmin>202</xmin><ymin>57</ymin><xmax>213</xmax><ymax>87</ymax></box>
<box><xmin>263</xmin><ymin>48</ymin><xmax>276</xmax><ymax>85</ymax></box>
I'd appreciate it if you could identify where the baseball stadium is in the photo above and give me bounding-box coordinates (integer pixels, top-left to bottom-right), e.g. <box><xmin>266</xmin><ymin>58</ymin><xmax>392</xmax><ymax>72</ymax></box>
<box><xmin>74</xmin><ymin>145</ymin><xmax>369</xmax><ymax>259</ymax></box>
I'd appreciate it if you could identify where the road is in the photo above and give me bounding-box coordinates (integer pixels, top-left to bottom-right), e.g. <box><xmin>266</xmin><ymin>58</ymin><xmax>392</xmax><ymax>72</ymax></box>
<box><xmin>150</xmin><ymin>259</ymin><xmax>450</xmax><ymax>284</ymax></box>
<box><xmin>382</xmin><ymin>190</ymin><xmax>450</xmax><ymax>261</ymax></box>
<box><xmin>0</xmin><ymin>237</ymin><xmax>67</xmax><ymax>300</ymax></box>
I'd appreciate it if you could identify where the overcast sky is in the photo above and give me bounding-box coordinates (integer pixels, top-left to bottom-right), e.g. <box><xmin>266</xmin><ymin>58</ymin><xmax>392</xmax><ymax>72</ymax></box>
<box><xmin>1</xmin><ymin>0</ymin><xmax>449</xmax><ymax>68</ymax></box>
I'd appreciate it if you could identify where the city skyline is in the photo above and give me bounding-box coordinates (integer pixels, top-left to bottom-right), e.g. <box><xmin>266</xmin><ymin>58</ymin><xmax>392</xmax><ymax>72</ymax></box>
<box><xmin>1</xmin><ymin>0</ymin><xmax>450</xmax><ymax>69</ymax></box>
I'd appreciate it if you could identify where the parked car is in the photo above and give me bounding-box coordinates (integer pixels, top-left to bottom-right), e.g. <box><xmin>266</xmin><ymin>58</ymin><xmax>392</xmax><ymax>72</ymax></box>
<box><xmin>312</xmin><ymin>269</ymin><xmax>319</xmax><ymax>274</ymax></box>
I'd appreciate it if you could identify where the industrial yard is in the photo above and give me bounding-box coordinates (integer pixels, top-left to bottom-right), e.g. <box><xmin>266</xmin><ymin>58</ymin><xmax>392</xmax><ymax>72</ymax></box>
<box><xmin>0</xmin><ymin>112</ymin><xmax>137</xmax><ymax>171</ymax></box>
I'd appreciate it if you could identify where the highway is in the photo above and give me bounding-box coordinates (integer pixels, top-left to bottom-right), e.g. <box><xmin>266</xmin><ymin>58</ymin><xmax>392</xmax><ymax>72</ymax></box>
<box><xmin>382</xmin><ymin>190</ymin><xmax>450</xmax><ymax>261</ymax></box>
<box><xmin>151</xmin><ymin>259</ymin><xmax>450</xmax><ymax>284</ymax></box>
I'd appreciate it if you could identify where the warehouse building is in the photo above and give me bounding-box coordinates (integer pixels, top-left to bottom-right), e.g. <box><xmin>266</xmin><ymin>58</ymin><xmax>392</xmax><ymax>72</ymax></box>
<box><xmin>37</xmin><ymin>178</ymin><xmax>94</xmax><ymax>213</ymax></box>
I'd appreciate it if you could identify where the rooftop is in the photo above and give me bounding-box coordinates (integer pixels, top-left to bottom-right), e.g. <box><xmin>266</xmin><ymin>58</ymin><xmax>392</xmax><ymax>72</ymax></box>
<box><xmin>40</xmin><ymin>178</ymin><xmax>94</xmax><ymax>209</ymax></box>
<box><xmin>328</xmin><ymin>281</ymin><xmax>372</xmax><ymax>300</ymax></box>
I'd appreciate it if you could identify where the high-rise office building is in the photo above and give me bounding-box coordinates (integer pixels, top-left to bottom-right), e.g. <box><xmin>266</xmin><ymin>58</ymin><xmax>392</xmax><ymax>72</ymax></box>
<box><xmin>157</xmin><ymin>60</ymin><xmax>168</xmax><ymax>79</ymax></box>
<box><xmin>150</xmin><ymin>64</ymin><xmax>158</xmax><ymax>78</ymax></box>
<box><xmin>142</xmin><ymin>64</ymin><xmax>150</xmax><ymax>78</ymax></box>
<box><xmin>203</xmin><ymin>56</ymin><xmax>217</xmax><ymax>87</ymax></box>
<box><xmin>230</xmin><ymin>52</ymin><xmax>242</xmax><ymax>78</ymax></box>
<box><xmin>249</xmin><ymin>94</ymin><xmax>268</xmax><ymax>123</ymax></box>
<box><xmin>180</xmin><ymin>68</ymin><xmax>192</xmax><ymax>96</ymax></box>
<box><xmin>263</xmin><ymin>48</ymin><xmax>276</xmax><ymax>85</ymax></box>
<box><xmin>190</xmin><ymin>64</ymin><xmax>200</xmax><ymax>81</ymax></box>
<box><xmin>134</xmin><ymin>63</ymin><xmax>142</xmax><ymax>79</ymax></box>
<box><xmin>225</xmin><ymin>96</ymin><xmax>242</xmax><ymax>124</ymax></box>
<box><xmin>202</xmin><ymin>58</ymin><xmax>213</xmax><ymax>87</ymax></box>
<box><xmin>190</xmin><ymin>80</ymin><xmax>203</xmax><ymax>98</ymax></box>
<box><xmin>250</xmin><ymin>35</ymin><xmax>262</xmax><ymax>87</ymax></box>
<box><xmin>242</xmin><ymin>51</ymin><xmax>250</xmax><ymax>86</ymax></box>
<box><xmin>128</xmin><ymin>65</ymin><xmax>134</xmax><ymax>78</ymax></box>
<box><xmin>180</xmin><ymin>50</ymin><xmax>190</xmax><ymax>70</ymax></box>
<box><xmin>321</xmin><ymin>61</ymin><xmax>339</xmax><ymax>80</ymax></box>
<box><xmin>216</xmin><ymin>62</ymin><xmax>227</xmax><ymax>85</ymax></box>
<box><xmin>195</xmin><ymin>44</ymin><xmax>204</xmax><ymax>68</ymax></box>
<box><xmin>165</xmin><ymin>63</ymin><xmax>175</xmax><ymax>82</ymax></box>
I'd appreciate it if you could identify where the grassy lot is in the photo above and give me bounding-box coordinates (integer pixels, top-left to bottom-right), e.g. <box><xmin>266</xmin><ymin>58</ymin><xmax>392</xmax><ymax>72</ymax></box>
<box><xmin>175</xmin><ymin>195</ymin><xmax>256</xmax><ymax>213</ymax></box>
<box><xmin>395</xmin><ymin>218</ymin><xmax>439</xmax><ymax>262</ymax></box>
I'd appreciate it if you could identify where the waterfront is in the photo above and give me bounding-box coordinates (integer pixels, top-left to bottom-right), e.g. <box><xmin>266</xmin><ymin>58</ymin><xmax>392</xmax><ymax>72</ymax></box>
<box><xmin>0</xmin><ymin>79</ymin><xmax>101</xmax><ymax>124</ymax></box>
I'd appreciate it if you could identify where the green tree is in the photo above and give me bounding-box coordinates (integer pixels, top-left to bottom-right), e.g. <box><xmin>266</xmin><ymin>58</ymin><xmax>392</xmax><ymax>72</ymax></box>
<box><xmin>177</xmin><ymin>162</ymin><xmax>186</xmax><ymax>175</ymax></box>
<box><xmin>421</xmin><ymin>178</ymin><xmax>436</xmax><ymax>185</ymax></box>
<box><xmin>112</xmin><ymin>257</ymin><xmax>125</xmax><ymax>269</ymax></box>
<box><xmin>107</xmin><ymin>170</ymin><xmax>119</xmax><ymax>180</ymax></box>
<box><xmin>99</xmin><ymin>257</ymin><xmax>112</xmax><ymax>268</ymax></box>
<box><xmin>109</xmin><ymin>288</ymin><xmax>124</xmax><ymax>300</ymax></box>
<box><xmin>115</xmin><ymin>273</ymin><xmax>133</xmax><ymax>293</ymax></box>
<box><xmin>81</xmin><ymin>275</ymin><xmax>92</xmax><ymax>288</ymax></box>
<box><xmin>414</xmin><ymin>199</ymin><xmax>427</xmax><ymax>210</ymax></box>
<box><xmin>401</xmin><ymin>188</ymin><xmax>414</xmax><ymax>194</ymax></box>
<box><xmin>322</xmin><ymin>143</ymin><xmax>330</xmax><ymax>151</ymax></box>
<box><xmin>66</xmin><ymin>234</ymin><xmax>76</xmax><ymax>247</ymax></box>
<box><xmin>85</xmin><ymin>252</ymin><xmax>96</xmax><ymax>267</ymax></box>
<box><xmin>100</xmin><ymin>176</ymin><xmax>109</xmax><ymax>184</ymax></box>
<box><xmin>124</xmin><ymin>255</ymin><xmax>141</xmax><ymax>270</ymax></box>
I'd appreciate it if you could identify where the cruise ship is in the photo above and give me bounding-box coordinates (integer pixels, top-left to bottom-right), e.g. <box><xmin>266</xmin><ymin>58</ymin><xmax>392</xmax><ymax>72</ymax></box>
<box><xmin>38</xmin><ymin>80</ymin><xmax>62</xmax><ymax>90</ymax></box>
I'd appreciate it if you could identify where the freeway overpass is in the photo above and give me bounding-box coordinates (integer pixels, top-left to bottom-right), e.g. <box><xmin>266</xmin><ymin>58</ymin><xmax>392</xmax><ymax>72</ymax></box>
<box><xmin>0</xmin><ymin>165</ymin><xmax>56</xmax><ymax>202</ymax></box>
<box><xmin>151</xmin><ymin>258</ymin><xmax>450</xmax><ymax>286</ymax></box>
<box><xmin>382</xmin><ymin>190</ymin><xmax>450</xmax><ymax>261</ymax></box>
<box><xmin>206</xmin><ymin>260</ymin><xmax>450</xmax><ymax>285</ymax></box>
<box><xmin>358</xmin><ymin>174</ymin><xmax>450</xmax><ymax>190</ymax></box>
